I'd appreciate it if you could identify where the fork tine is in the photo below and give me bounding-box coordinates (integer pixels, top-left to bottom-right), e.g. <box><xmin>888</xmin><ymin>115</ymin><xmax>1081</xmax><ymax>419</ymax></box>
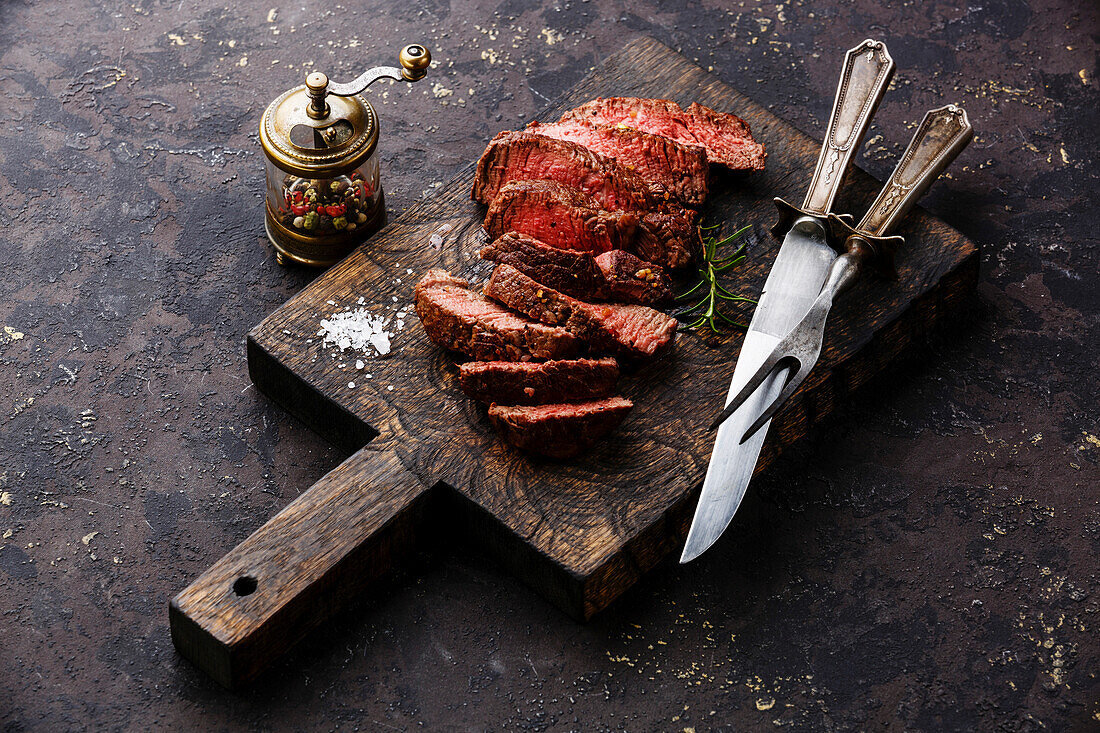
<box><xmin>708</xmin><ymin>346</ymin><xmax>795</xmax><ymax>432</ymax></box>
<box><xmin>738</xmin><ymin>360</ymin><xmax>815</xmax><ymax>444</ymax></box>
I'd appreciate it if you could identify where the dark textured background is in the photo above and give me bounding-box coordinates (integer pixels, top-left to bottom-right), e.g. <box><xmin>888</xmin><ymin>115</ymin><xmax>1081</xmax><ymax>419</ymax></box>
<box><xmin>1</xmin><ymin>0</ymin><xmax>1097</xmax><ymax>730</ymax></box>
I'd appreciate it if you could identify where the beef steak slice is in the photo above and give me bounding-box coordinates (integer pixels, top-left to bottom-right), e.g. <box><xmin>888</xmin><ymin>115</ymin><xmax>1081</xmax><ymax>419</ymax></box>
<box><xmin>485</xmin><ymin>264</ymin><xmax>677</xmax><ymax>359</ymax></box>
<box><xmin>480</xmin><ymin>231</ymin><xmax>609</xmax><ymax>301</ymax></box>
<box><xmin>526</xmin><ymin>119</ymin><xmax>709</xmax><ymax>206</ymax></box>
<box><xmin>473</xmin><ymin>130</ymin><xmax>657</xmax><ymax>211</ymax></box>
<box><xmin>473</xmin><ymin>130</ymin><xmax>700</xmax><ymax>269</ymax></box>
<box><xmin>414</xmin><ymin>269</ymin><xmax>580</xmax><ymax>361</ymax></box>
<box><xmin>561</xmin><ymin>97</ymin><xmax>766</xmax><ymax>171</ymax></box>
<box><xmin>683</xmin><ymin>101</ymin><xmax>767</xmax><ymax>171</ymax></box>
<box><xmin>594</xmin><ymin>250</ymin><xmax>673</xmax><ymax>306</ymax></box>
<box><xmin>488</xmin><ymin>397</ymin><xmax>634</xmax><ymax>458</ymax></box>
<box><xmin>481</xmin><ymin>232</ymin><xmax>674</xmax><ymax>307</ymax></box>
<box><xmin>635</xmin><ymin>209</ymin><xmax>700</xmax><ymax>269</ymax></box>
<box><xmin>483</xmin><ymin>180</ymin><xmax>637</xmax><ymax>256</ymax></box>
<box><xmin>457</xmin><ymin>357</ymin><xmax>619</xmax><ymax>405</ymax></box>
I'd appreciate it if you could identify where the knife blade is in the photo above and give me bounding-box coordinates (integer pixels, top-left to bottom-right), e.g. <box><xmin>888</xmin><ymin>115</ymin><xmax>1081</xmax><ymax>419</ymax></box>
<box><xmin>680</xmin><ymin>39</ymin><xmax>895</xmax><ymax>563</ymax></box>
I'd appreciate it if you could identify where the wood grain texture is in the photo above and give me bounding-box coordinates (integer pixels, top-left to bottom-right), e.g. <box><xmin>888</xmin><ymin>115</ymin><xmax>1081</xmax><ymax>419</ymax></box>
<box><xmin>171</xmin><ymin>36</ymin><xmax>978</xmax><ymax>687</ymax></box>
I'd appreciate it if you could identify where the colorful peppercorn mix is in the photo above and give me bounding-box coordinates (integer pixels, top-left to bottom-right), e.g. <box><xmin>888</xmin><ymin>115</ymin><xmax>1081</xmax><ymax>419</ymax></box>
<box><xmin>274</xmin><ymin>171</ymin><xmax>377</xmax><ymax>236</ymax></box>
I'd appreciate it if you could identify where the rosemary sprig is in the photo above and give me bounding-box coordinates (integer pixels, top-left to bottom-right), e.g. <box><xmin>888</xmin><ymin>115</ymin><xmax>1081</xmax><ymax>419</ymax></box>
<box><xmin>675</xmin><ymin>223</ymin><xmax>756</xmax><ymax>333</ymax></box>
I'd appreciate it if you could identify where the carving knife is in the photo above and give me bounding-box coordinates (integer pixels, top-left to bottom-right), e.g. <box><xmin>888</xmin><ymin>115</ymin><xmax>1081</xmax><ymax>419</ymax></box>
<box><xmin>715</xmin><ymin>104</ymin><xmax>975</xmax><ymax>442</ymax></box>
<box><xmin>680</xmin><ymin>39</ymin><xmax>895</xmax><ymax>563</ymax></box>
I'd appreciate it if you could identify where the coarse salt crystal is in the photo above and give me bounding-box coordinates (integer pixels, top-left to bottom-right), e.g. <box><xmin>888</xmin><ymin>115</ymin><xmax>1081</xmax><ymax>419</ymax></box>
<box><xmin>369</xmin><ymin>331</ymin><xmax>390</xmax><ymax>355</ymax></box>
<box><xmin>348</xmin><ymin>382</ymin><xmax>355</xmax><ymax>389</ymax></box>
<box><xmin>317</xmin><ymin>306</ymin><xmax>397</xmax><ymax>358</ymax></box>
<box><xmin>355</xmin><ymin>360</ymin><xmax>364</xmax><ymax>370</ymax></box>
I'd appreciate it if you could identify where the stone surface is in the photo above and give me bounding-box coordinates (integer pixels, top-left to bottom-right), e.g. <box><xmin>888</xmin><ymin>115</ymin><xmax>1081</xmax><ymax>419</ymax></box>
<box><xmin>0</xmin><ymin>0</ymin><xmax>1096</xmax><ymax>730</ymax></box>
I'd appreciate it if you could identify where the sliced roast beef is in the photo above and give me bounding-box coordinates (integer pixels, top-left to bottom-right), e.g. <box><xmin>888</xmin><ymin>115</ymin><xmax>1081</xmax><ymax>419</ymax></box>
<box><xmin>589</xmin><ymin>302</ymin><xmax>679</xmax><ymax>359</ymax></box>
<box><xmin>483</xmin><ymin>180</ymin><xmax>638</xmax><ymax>256</ymax></box>
<box><xmin>473</xmin><ymin>131</ymin><xmax>700</xmax><ymax>268</ymax></box>
<box><xmin>457</xmin><ymin>357</ymin><xmax>619</xmax><ymax>406</ymax></box>
<box><xmin>561</xmin><ymin>97</ymin><xmax>766</xmax><ymax>171</ymax></box>
<box><xmin>526</xmin><ymin>119</ymin><xmax>709</xmax><ymax>206</ymax></box>
<box><xmin>595</xmin><ymin>250</ymin><xmax>673</xmax><ymax>306</ymax></box>
<box><xmin>472</xmin><ymin>130</ymin><xmax>657</xmax><ymax>211</ymax></box>
<box><xmin>488</xmin><ymin>397</ymin><xmax>633</xmax><ymax>458</ymax></box>
<box><xmin>481</xmin><ymin>232</ymin><xmax>673</xmax><ymax>306</ymax></box>
<box><xmin>479</xmin><ymin>231</ymin><xmax>609</xmax><ymax>301</ymax></box>
<box><xmin>414</xmin><ymin>270</ymin><xmax>580</xmax><ymax>362</ymax></box>
<box><xmin>635</xmin><ymin>209</ymin><xmax>700</xmax><ymax>269</ymax></box>
<box><xmin>683</xmin><ymin>101</ymin><xmax>767</xmax><ymax>170</ymax></box>
<box><xmin>485</xmin><ymin>264</ymin><xmax>677</xmax><ymax>359</ymax></box>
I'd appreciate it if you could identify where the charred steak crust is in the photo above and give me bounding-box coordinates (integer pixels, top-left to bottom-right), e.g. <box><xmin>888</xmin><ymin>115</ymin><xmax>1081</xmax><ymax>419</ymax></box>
<box><xmin>488</xmin><ymin>397</ymin><xmax>634</xmax><ymax>458</ymax></box>
<box><xmin>526</xmin><ymin>119</ymin><xmax>709</xmax><ymax>206</ymax></box>
<box><xmin>480</xmin><ymin>232</ymin><xmax>609</xmax><ymax>301</ymax></box>
<box><xmin>414</xmin><ymin>269</ymin><xmax>580</xmax><ymax>362</ymax></box>
<box><xmin>561</xmin><ymin>97</ymin><xmax>766</xmax><ymax>171</ymax></box>
<box><xmin>595</xmin><ymin>250</ymin><xmax>673</xmax><ymax>306</ymax></box>
<box><xmin>485</xmin><ymin>264</ymin><xmax>677</xmax><ymax>359</ymax></box>
<box><xmin>483</xmin><ymin>180</ymin><xmax>638</xmax><ymax>255</ymax></box>
<box><xmin>457</xmin><ymin>358</ymin><xmax>619</xmax><ymax>406</ymax></box>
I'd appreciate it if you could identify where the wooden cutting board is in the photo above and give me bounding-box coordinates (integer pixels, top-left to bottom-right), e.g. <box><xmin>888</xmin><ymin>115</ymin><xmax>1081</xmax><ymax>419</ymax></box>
<box><xmin>169</xmin><ymin>36</ymin><xmax>978</xmax><ymax>689</ymax></box>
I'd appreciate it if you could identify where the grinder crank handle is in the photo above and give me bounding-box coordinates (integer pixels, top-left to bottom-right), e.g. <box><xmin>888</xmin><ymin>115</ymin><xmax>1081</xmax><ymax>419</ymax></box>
<box><xmin>306</xmin><ymin>44</ymin><xmax>431</xmax><ymax>118</ymax></box>
<box><xmin>802</xmin><ymin>39</ymin><xmax>895</xmax><ymax>216</ymax></box>
<box><xmin>824</xmin><ymin>103</ymin><xmax>975</xmax><ymax>283</ymax></box>
<box><xmin>169</xmin><ymin>446</ymin><xmax>433</xmax><ymax>689</ymax></box>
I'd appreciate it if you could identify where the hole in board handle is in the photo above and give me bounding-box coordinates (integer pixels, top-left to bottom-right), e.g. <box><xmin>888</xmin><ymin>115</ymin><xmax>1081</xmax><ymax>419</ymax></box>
<box><xmin>232</xmin><ymin>576</ymin><xmax>258</xmax><ymax>597</ymax></box>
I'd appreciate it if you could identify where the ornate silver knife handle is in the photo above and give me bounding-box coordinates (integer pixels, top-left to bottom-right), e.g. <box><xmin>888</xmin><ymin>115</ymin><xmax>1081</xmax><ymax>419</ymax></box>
<box><xmin>803</xmin><ymin>39</ymin><xmax>895</xmax><ymax>215</ymax></box>
<box><xmin>771</xmin><ymin>39</ymin><xmax>895</xmax><ymax>238</ymax></box>
<box><xmin>826</xmin><ymin>103</ymin><xmax>975</xmax><ymax>278</ymax></box>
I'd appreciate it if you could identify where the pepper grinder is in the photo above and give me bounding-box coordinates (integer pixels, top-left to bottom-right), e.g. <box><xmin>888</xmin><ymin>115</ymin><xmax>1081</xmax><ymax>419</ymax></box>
<box><xmin>259</xmin><ymin>44</ymin><xmax>431</xmax><ymax>267</ymax></box>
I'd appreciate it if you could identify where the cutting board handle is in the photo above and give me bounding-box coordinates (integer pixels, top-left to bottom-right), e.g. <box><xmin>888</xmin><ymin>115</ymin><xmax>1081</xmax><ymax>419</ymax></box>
<box><xmin>169</xmin><ymin>446</ymin><xmax>431</xmax><ymax>689</ymax></box>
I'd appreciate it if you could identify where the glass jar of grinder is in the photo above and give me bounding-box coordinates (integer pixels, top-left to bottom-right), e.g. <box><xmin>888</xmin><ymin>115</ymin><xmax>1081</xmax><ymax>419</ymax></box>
<box><xmin>259</xmin><ymin>44</ymin><xmax>431</xmax><ymax>266</ymax></box>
